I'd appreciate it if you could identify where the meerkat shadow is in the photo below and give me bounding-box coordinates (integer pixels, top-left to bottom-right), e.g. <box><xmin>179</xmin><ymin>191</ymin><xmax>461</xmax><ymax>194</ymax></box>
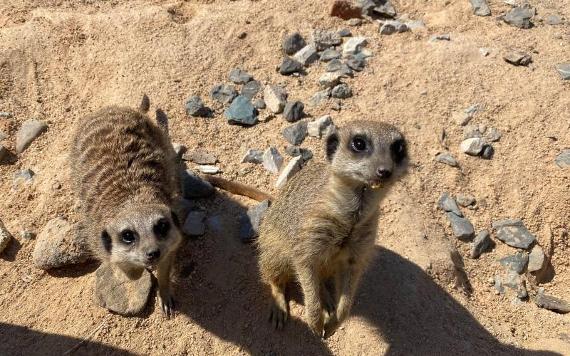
<box><xmin>353</xmin><ymin>246</ymin><xmax>561</xmax><ymax>356</ymax></box>
<box><xmin>173</xmin><ymin>192</ymin><xmax>333</xmax><ymax>356</ymax></box>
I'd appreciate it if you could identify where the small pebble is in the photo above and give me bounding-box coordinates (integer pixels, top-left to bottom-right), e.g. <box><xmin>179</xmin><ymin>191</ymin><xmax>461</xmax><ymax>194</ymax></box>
<box><xmin>435</xmin><ymin>152</ymin><xmax>458</xmax><ymax>167</ymax></box>
<box><xmin>197</xmin><ymin>165</ymin><xmax>220</xmax><ymax>175</ymax></box>
<box><xmin>347</xmin><ymin>18</ymin><xmax>362</xmax><ymax>26</ymax></box>
<box><xmin>499</xmin><ymin>252</ymin><xmax>529</xmax><ymax>274</ymax></box>
<box><xmin>528</xmin><ymin>245</ymin><xmax>545</xmax><ymax>272</ymax></box>
<box><xmin>504</xmin><ymin>51</ymin><xmax>532</xmax><ymax>66</ymax></box>
<box><xmin>241</xmin><ymin>149</ymin><xmax>264</xmax><ymax>164</ymax></box>
<box><xmin>545</xmin><ymin>14</ymin><xmax>563</xmax><ymax>26</ymax></box>
<box><xmin>481</xmin><ymin>144</ymin><xmax>494</xmax><ymax>159</ymax></box>
<box><xmin>338</xmin><ymin>28</ymin><xmax>352</xmax><ymax>37</ymax></box>
<box><xmin>331</xmin><ymin>83</ymin><xmax>352</xmax><ymax>99</ymax></box>
<box><xmin>0</xmin><ymin>220</ymin><xmax>12</xmax><ymax>254</ymax></box>
<box><xmin>470</xmin><ymin>230</ymin><xmax>491</xmax><ymax>259</ymax></box>
<box><xmin>279</xmin><ymin>57</ymin><xmax>304</xmax><ymax>75</ymax></box>
<box><xmin>241</xmin><ymin>80</ymin><xmax>262</xmax><ymax>99</ymax></box>
<box><xmin>485</xmin><ymin>127</ymin><xmax>502</xmax><ymax>142</ymax></box>
<box><xmin>469</xmin><ymin>0</ymin><xmax>491</xmax><ymax>16</ymax></box>
<box><xmin>319</xmin><ymin>72</ymin><xmax>344</xmax><ymax>88</ymax></box>
<box><xmin>185</xmin><ymin>149</ymin><xmax>217</xmax><ymax>165</ymax></box>
<box><xmin>312</xmin><ymin>29</ymin><xmax>342</xmax><ymax>51</ymax></box>
<box><xmin>430</xmin><ymin>34</ymin><xmax>451</xmax><ymax>41</ymax></box>
<box><xmin>556</xmin><ymin>63</ymin><xmax>570</xmax><ymax>80</ymax></box>
<box><xmin>253</xmin><ymin>98</ymin><xmax>266</xmax><ymax>110</ymax></box>
<box><xmin>224</xmin><ymin>95</ymin><xmax>258</xmax><ymax>126</ymax></box>
<box><xmin>345</xmin><ymin>54</ymin><xmax>366</xmax><ymax>71</ymax></box>
<box><xmin>342</xmin><ymin>36</ymin><xmax>367</xmax><ymax>56</ymax></box>
<box><xmin>379</xmin><ymin>20</ymin><xmax>409</xmax><ymax>35</ymax></box>
<box><xmin>308</xmin><ymin>115</ymin><xmax>334</xmax><ymax>138</ymax></box>
<box><xmin>456</xmin><ymin>194</ymin><xmax>476</xmax><ymax>207</ymax></box>
<box><xmin>293</xmin><ymin>44</ymin><xmax>319</xmax><ymax>66</ymax></box>
<box><xmin>309</xmin><ymin>89</ymin><xmax>331</xmax><ymax>107</ymax></box>
<box><xmin>492</xmin><ymin>219</ymin><xmax>536</xmax><ymax>249</ymax></box>
<box><xmin>16</xmin><ymin>119</ymin><xmax>48</xmax><ymax>154</ymax></box>
<box><xmin>185</xmin><ymin>96</ymin><xmax>210</xmax><ymax>117</ymax></box>
<box><xmin>438</xmin><ymin>192</ymin><xmax>463</xmax><ymax>217</ymax></box>
<box><xmin>282</xmin><ymin>101</ymin><xmax>305</xmax><ymax>122</ymax></box>
<box><xmin>284</xmin><ymin>146</ymin><xmax>313</xmax><ymax>161</ymax></box>
<box><xmin>14</xmin><ymin>169</ymin><xmax>35</xmax><ymax>185</ymax></box>
<box><xmin>282</xmin><ymin>32</ymin><xmax>306</xmax><ymax>55</ymax></box>
<box><xmin>460</xmin><ymin>138</ymin><xmax>485</xmax><ymax>156</ymax></box>
<box><xmin>262</xmin><ymin>147</ymin><xmax>283</xmax><ymax>174</ymax></box>
<box><xmin>447</xmin><ymin>212</ymin><xmax>475</xmax><ymax>241</ymax></box>
<box><xmin>210</xmin><ymin>84</ymin><xmax>238</xmax><ymax>104</ymax></box>
<box><xmin>320</xmin><ymin>49</ymin><xmax>341</xmax><ymax>62</ymax></box>
<box><xmin>535</xmin><ymin>291</ymin><xmax>570</xmax><ymax>314</ymax></box>
<box><xmin>229</xmin><ymin>68</ymin><xmax>253</xmax><ymax>84</ymax></box>
<box><xmin>264</xmin><ymin>85</ymin><xmax>288</xmax><ymax>114</ymax></box>
<box><xmin>503</xmin><ymin>7</ymin><xmax>534</xmax><ymax>29</ymax></box>
<box><xmin>555</xmin><ymin>149</ymin><xmax>570</xmax><ymax>168</ymax></box>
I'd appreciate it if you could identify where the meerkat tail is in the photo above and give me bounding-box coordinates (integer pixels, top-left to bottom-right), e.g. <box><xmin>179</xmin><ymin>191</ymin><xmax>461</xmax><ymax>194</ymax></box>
<box><xmin>139</xmin><ymin>94</ymin><xmax>150</xmax><ymax>113</ymax></box>
<box><xmin>203</xmin><ymin>175</ymin><xmax>274</xmax><ymax>202</ymax></box>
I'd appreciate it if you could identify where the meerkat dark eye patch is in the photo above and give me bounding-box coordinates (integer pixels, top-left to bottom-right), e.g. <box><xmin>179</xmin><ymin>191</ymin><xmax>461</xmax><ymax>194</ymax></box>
<box><xmin>153</xmin><ymin>218</ymin><xmax>171</xmax><ymax>238</ymax></box>
<box><xmin>101</xmin><ymin>230</ymin><xmax>112</xmax><ymax>253</ymax></box>
<box><xmin>326</xmin><ymin>133</ymin><xmax>339</xmax><ymax>161</ymax></box>
<box><xmin>120</xmin><ymin>229</ymin><xmax>137</xmax><ymax>244</ymax></box>
<box><xmin>390</xmin><ymin>139</ymin><xmax>407</xmax><ymax>164</ymax></box>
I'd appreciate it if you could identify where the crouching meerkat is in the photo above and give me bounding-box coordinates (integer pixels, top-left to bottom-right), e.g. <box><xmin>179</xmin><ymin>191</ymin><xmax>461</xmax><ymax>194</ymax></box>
<box><xmin>257</xmin><ymin>120</ymin><xmax>408</xmax><ymax>338</ymax></box>
<box><xmin>70</xmin><ymin>97</ymin><xmax>183</xmax><ymax>317</ymax></box>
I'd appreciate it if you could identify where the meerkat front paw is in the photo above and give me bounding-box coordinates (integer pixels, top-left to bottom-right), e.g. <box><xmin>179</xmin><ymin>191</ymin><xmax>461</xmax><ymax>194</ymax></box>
<box><xmin>323</xmin><ymin>315</ymin><xmax>340</xmax><ymax>339</ymax></box>
<box><xmin>268</xmin><ymin>300</ymin><xmax>289</xmax><ymax>330</ymax></box>
<box><xmin>159</xmin><ymin>291</ymin><xmax>176</xmax><ymax>318</ymax></box>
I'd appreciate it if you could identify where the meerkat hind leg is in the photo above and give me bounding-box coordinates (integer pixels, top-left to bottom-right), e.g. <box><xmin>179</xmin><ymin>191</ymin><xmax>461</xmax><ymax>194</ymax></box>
<box><xmin>268</xmin><ymin>276</ymin><xmax>289</xmax><ymax>330</ymax></box>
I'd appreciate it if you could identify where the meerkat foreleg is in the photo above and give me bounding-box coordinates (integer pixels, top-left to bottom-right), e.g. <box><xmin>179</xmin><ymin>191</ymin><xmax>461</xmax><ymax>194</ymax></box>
<box><xmin>268</xmin><ymin>277</ymin><xmax>289</xmax><ymax>330</ymax></box>
<box><xmin>296</xmin><ymin>263</ymin><xmax>324</xmax><ymax>336</ymax></box>
<box><xmin>157</xmin><ymin>253</ymin><xmax>176</xmax><ymax>317</ymax></box>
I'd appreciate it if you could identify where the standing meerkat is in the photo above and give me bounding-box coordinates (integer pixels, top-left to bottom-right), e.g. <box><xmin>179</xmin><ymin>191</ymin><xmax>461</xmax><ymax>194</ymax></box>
<box><xmin>70</xmin><ymin>97</ymin><xmax>183</xmax><ymax>317</ymax></box>
<box><xmin>257</xmin><ymin>120</ymin><xmax>408</xmax><ymax>338</ymax></box>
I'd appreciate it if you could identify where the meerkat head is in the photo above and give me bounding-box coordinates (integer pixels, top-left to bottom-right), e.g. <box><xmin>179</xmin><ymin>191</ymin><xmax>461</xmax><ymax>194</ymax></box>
<box><xmin>100</xmin><ymin>204</ymin><xmax>182</xmax><ymax>269</ymax></box>
<box><xmin>325</xmin><ymin>120</ymin><xmax>408</xmax><ymax>189</ymax></box>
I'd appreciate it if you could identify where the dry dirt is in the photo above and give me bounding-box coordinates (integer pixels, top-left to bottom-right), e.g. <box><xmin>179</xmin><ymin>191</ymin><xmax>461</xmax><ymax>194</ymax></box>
<box><xmin>0</xmin><ymin>0</ymin><xmax>569</xmax><ymax>355</ymax></box>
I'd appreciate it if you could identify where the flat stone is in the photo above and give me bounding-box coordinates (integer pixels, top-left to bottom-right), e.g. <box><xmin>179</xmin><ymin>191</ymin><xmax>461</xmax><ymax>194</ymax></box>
<box><xmin>463</xmin><ymin>125</ymin><xmax>483</xmax><ymax>139</ymax></box>
<box><xmin>456</xmin><ymin>194</ymin><xmax>476</xmax><ymax>207</ymax></box>
<box><xmin>504</xmin><ymin>51</ymin><xmax>532</xmax><ymax>66</ymax></box>
<box><xmin>14</xmin><ymin>169</ymin><xmax>35</xmax><ymax>185</ymax></box>
<box><xmin>308</xmin><ymin>115</ymin><xmax>334</xmax><ymax>138</ymax></box>
<box><xmin>501</xmin><ymin>270</ymin><xmax>528</xmax><ymax>299</ymax></box>
<box><xmin>503</xmin><ymin>7</ymin><xmax>534</xmax><ymax>29</ymax></box>
<box><xmin>241</xmin><ymin>149</ymin><xmax>264</xmax><ymax>164</ymax></box>
<box><xmin>481</xmin><ymin>144</ymin><xmax>494</xmax><ymax>160</ymax></box>
<box><xmin>460</xmin><ymin>138</ymin><xmax>485</xmax><ymax>156</ymax></box>
<box><xmin>229</xmin><ymin>68</ymin><xmax>253</xmax><ymax>84</ymax></box>
<box><xmin>264</xmin><ymin>85</ymin><xmax>288</xmax><ymax>114</ymax></box>
<box><xmin>528</xmin><ymin>245</ymin><xmax>545</xmax><ymax>272</ymax></box>
<box><xmin>275</xmin><ymin>156</ymin><xmax>303</xmax><ymax>188</ymax></box>
<box><xmin>469</xmin><ymin>0</ymin><xmax>491</xmax><ymax>16</ymax></box>
<box><xmin>429</xmin><ymin>34</ymin><xmax>451</xmax><ymax>41</ymax></box>
<box><xmin>210</xmin><ymin>84</ymin><xmax>238</xmax><ymax>104</ymax></box>
<box><xmin>185</xmin><ymin>96</ymin><xmax>210</xmax><ymax>117</ymax></box>
<box><xmin>326</xmin><ymin>59</ymin><xmax>353</xmax><ymax>77</ymax></box>
<box><xmin>32</xmin><ymin>218</ymin><xmax>90</xmax><ymax>270</ymax></box>
<box><xmin>470</xmin><ymin>230</ymin><xmax>491</xmax><ymax>259</ymax></box>
<box><xmin>180</xmin><ymin>169</ymin><xmax>215</xmax><ymax>198</ymax></box>
<box><xmin>345</xmin><ymin>54</ymin><xmax>367</xmax><ymax>71</ymax></box>
<box><xmin>185</xmin><ymin>149</ymin><xmax>217</xmax><ymax>165</ymax></box>
<box><xmin>285</xmin><ymin>146</ymin><xmax>313</xmax><ymax>161</ymax></box>
<box><xmin>309</xmin><ymin>89</ymin><xmax>331</xmax><ymax>107</ymax></box>
<box><xmin>348</xmin><ymin>18</ymin><xmax>363</xmax><ymax>26</ymax></box>
<box><xmin>485</xmin><ymin>127</ymin><xmax>502</xmax><ymax>142</ymax></box>
<box><xmin>253</xmin><ymin>98</ymin><xmax>266</xmax><ymax>110</ymax></box>
<box><xmin>279</xmin><ymin>57</ymin><xmax>304</xmax><ymax>75</ymax></box>
<box><xmin>293</xmin><ymin>44</ymin><xmax>319</xmax><ymax>66</ymax></box>
<box><xmin>556</xmin><ymin>63</ymin><xmax>570</xmax><ymax>80</ymax></box>
<box><xmin>499</xmin><ymin>252</ymin><xmax>529</xmax><ymax>274</ymax></box>
<box><xmin>438</xmin><ymin>192</ymin><xmax>463</xmax><ymax>217</ymax></box>
<box><xmin>282</xmin><ymin>32</ymin><xmax>306</xmax><ymax>55</ymax></box>
<box><xmin>182</xmin><ymin>210</ymin><xmax>207</xmax><ymax>236</ymax></box>
<box><xmin>241</xmin><ymin>80</ymin><xmax>262</xmax><ymax>99</ymax></box>
<box><xmin>555</xmin><ymin>149</ymin><xmax>570</xmax><ymax>168</ymax></box>
<box><xmin>435</xmin><ymin>152</ymin><xmax>458</xmax><ymax>167</ymax></box>
<box><xmin>447</xmin><ymin>212</ymin><xmax>475</xmax><ymax>241</ymax></box>
<box><xmin>16</xmin><ymin>119</ymin><xmax>48</xmax><ymax>153</ymax></box>
<box><xmin>95</xmin><ymin>262</ymin><xmax>152</xmax><ymax>316</ymax></box>
<box><xmin>224</xmin><ymin>95</ymin><xmax>258</xmax><ymax>126</ymax></box>
<box><xmin>379</xmin><ymin>20</ymin><xmax>408</xmax><ymax>35</ymax></box>
<box><xmin>312</xmin><ymin>30</ymin><xmax>342</xmax><ymax>51</ymax></box>
<box><xmin>262</xmin><ymin>147</ymin><xmax>283</xmax><ymax>174</ymax></box>
<box><xmin>492</xmin><ymin>219</ymin><xmax>536</xmax><ymax>249</ymax></box>
<box><xmin>343</xmin><ymin>36</ymin><xmax>367</xmax><ymax>56</ymax></box>
<box><xmin>331</xmin><ymin>84</ymin><xmax>353</xmax><ymax>99</ymax></box>
<box><xmin>282</xmin><ymin>101</ymin><xmax>305</xmax><ymax>122</ymax></box>
<box><xmin>360</xmin><ymin>0</ymin><xmax>397</xmax><ymax>18</ymax></box>
<box><xmin>197</xmin><ymin>165</ymin><xmax>220</xmax><ymax>175</ymax></box>
<box><xmin>338</xmin><ymin>28</ymin><xmax>352</xmax><ymax>37</ymax></box>
<box><xmin>330</xmin><ymin>0</ymin><xmax>362</xmax><ymax>20</ymax></box>
<box><xmin>239</xmin><ymin>200</ymin><xmax>270</xmax><ymax>243</ymax></box>
<box><xmin>320</xmin><ymin>49</ymin><xmax>341</xmax><ymax>62</ymax></box>
<box><xmin>319</xmin><ymin>72</ymin><xmax>344</xmax><ymax>88</ymax></box>
<box><xmin>546</xmin><ymin>14</ymin><xmax>563</xmax><ymax>25</ymax></box>
<box><xmin>0</xmin><ymin>220</ymin><xmax>12</xmax><ymax>254</ymax></box>
<box><xmin>535</xmin><ymin>291</ymin><xmax>570</xmax><ymax>314</ymax></box>
<box><xmin>282</xmin><ymin>121</ymin><xmax>308</xmax><ymax>145</ymax></box>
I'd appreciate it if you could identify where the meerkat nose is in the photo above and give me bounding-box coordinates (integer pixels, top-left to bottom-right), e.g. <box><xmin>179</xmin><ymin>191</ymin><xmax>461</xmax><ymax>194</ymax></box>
<box><xmin>376</xmin><ymin>167</ymin><xmax>392</xmax><ymax>179</ymax></box>
<box><xmin>146</xmin><ymin>249</ymin><xmax>161</xmax><ymax>261</ymax></box>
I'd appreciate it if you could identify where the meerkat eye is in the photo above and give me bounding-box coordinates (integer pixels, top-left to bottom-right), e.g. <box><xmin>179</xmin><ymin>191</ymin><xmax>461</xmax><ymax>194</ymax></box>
<box><xmin>350</xmin><ymin>137</ymin><xmax>367</xmax><ymax>152</ymax></box>
<box><xmin>120</xmin><ymin>229</ymin><xmax>136</xmax><ymax>244</ymax></box>
<box><xmin>153</xmin><ymin>218</ymin><xmax>170</xmax><ymax>238</ymax></box>
<box><xmin>390</xmin><ymin>139</ymin><xmax>407</xmax><ymax>164</ymax></box>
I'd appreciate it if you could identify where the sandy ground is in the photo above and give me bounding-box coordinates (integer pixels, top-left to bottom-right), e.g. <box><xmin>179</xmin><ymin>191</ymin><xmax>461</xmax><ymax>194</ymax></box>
<box><xmin>0</xmin><ymin>0</ymin><xmax>569</xmax><ymax>355</ymax></box>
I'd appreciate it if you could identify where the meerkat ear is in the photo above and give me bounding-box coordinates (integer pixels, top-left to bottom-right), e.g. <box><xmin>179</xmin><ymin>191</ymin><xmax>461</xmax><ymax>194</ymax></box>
<box><xmin>326</xmin><ymin>132</ymin><xmax>340</xmax><ymax>161</ymax></box>
<box><xmin>155</xmin><ymin>108</ymin><xmax>169</xmax><ymax>134</ymax></box>
<box><xmin>139</xmin><ymin>94</ymin><xmax>150</xmax><ymax>113</ymax></box>
<box><xmin>101</xmin><ymin>230</ymin><xmax>112</xmax><ymax>254</ymax></box>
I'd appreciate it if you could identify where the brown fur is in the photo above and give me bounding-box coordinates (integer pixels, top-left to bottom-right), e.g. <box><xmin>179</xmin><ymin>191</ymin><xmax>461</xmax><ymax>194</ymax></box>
<box><xmin>70</xmin><ymin>99</ymin><xmax>183</xmax><ymax>317</ymax></box>
<box><xmin>257</xmin><ymin>120</ymin><xmax>408</xmax><ymax>338</ymax></box>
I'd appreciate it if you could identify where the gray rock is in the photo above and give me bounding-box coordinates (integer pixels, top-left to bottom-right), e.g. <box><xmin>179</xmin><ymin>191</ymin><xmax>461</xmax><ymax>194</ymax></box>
<box><xmin>185</xmin><ymin>96</ymin><xmax>210</xmax><ymax>117</ymax></box>
<box><xmin>95</xmin><ymin>262</ymin><xmax>152</xmax><ymax>316</ymax></box>
<box><xmin>546</xmin><ymin>14</ymin><xmax>563</xmax><ymax>25</ymax></box>
<box><xmin>0</xmin><ymin>220</ymin><xmax>12</xmax><ymax>254</ymax></box>
<box><xmin>503</xmin><ymin>51</ymin><xmax>532</xmax><ymax>66</ymax></box>
<box><xmin>242</xmin><ymin>149</ymin><xmax>264</xmax><ymax>164</ymax></box>
<box><xmin>183</xmin><ymin>210</ymin><xmax>207</xmax><ymax>236</ymax></box>
<box><xmin>20</xmin><ymin>231</ymin><xmax>36</xmax><ymax>240</ymax></box>
<box><xmin>319</xmin><ymin>72</ymin><xmax>344</xmax><ymax>88</ymax></box>
<box><xmin>264</xmin><ymin>85</ymin><xmax>288</xmax><ymax>113</ymax></box>
<box><xmin>348</xmin><ymin>18</ymin><xmax>362</xmax><ymax>26</ymax></box>
<box><xmin>447</xmin><ymin>212</ymin><xmax>475</xmax><ymax>241</ymax></box>
<box><xmin>180</xmin><ymin>169</ymin><xmax>215</xmax><ymax>198</ymax></box>
<box><xmin>312</xmin><ymin>29</ymin><xmax>342</xmax><ymax>51</ymax></box>
<box><xmin>308</xmin><ymin>115</ymin><xmax>334</xmax><ymax>138</ymax></box>
<box><xmin>535</xmin><ymin>291</ymin><xmax>570</xmax><ymax>314</ymax></box>
<box><xmin>460</xmin><ymin>138</ymin><xmax>485</xmax><ymax>156</ymax></box>
<box><xmin>438</xmin><ymin>192</ymin><xmax>463</xmax><ymax>217</ymax></box>
<box><xmin>293</xmin><ymin>44</ymin><xmax>319</xmax><ymax>66</ymax></box>
<box><xmin>282</xmin><ymin>120</ymin><xmax>308</xmax><ymax>145</ymax></box>
<box><xmin>239</xmin><ymin>200</ymin><xmax>270</xmax><ymax>243</ymax></box>
<box><xmin>360</xmin><ymin>0</ymin><xmax>397</xmax><ymax>17</ymax></box>
<box><xmin>282</xmin><ymin>32</ymin><xmax>306</xmax><ymax>55</ymax></box>
<box><xmin>0</xmin><ymin>145</ymin><xmax>8</xmax><ymax>164</ymax></box>
<box><xmin>14</xmin><ymin>169</ymin><xmax>35</xmax><ymax>185</ymax></box>
<box><xmin>241</xmin><ymin>80</ymin><xmax>262</xmax><ymax>99</ymax></box>
<box><xmin>456</xmin><ymin>194</ymin><xmax>476</xmax><ymax>207</ymax></box>
<box><xmin>501</xmin><ymin>270</ymin><xmax>528</xmax><ymax>299</ymax></box>
<box><xmin>331</xmin><ymin>84</ymin><xmax>353</xmax><ymax>99</ymax></box>
<box><xmin>338</xmin><ymin>28</ymin><xmax>352</xmax><ymax>37</ymax></box>
<box><xmin>470</xmin><ymin>230</ymin><xmax>491</xmax><ymax>259</ymax></box>
<box><xmin>229</xmin><ymin>68</ymin><xmax>253</xmax><ymax>84</ymax></box>
<box><xmin>345</xmin><ymin>54</ymin><xmax>367</xmax><ymax>71</ymax></box>
<box><xmin>469</xmin><ymin>0</ymin><xmax>491</xmax><ymax>16</ymax></box>
<box><xmin>499</xmin><ymin>252</ymin><xmax>529</xmax><ymax>274</ymax></box>
<box><xmin>32</xmin><ymin>217</ymin><xmax>90</xmax><ymax>270</ymax></box>
<box><xmin>320</xmin><ymin>49</ymin><xmax>341</xmax><ymax>62</ymax></box>
<box><xmin>309</xmin><ymin>89</ymin><xmax>331</xmax><ymax>106</ymax></box>
<box><xmin>16</xmin><ymin>119</ymin><xmax>48</xmax><ymax>154</ymax></box>
<box><xmin>485</xmin><ymin>127</ymin><xmax>502</xmax><ymax>142</ymax></box>
<box><xmin>342</xmin><ymin>37</ymin><xmax>368</xmax><ymax>56</ymax></box>
<box><xmin>435</xmin><ymin>152</ymin><xmax>458</xmax><ymax>167</ymax></box>
<box><xmin>282</xmin><ymin>101</ymin><xmax>305</xmax><ymax>122</ymax></box>
<box><xmin>253</xmin><ymin>98</ymin><xmax>266</xmax><ymax>110</ymax></box>
<box><xmin>326</xmin><ymin>59</ymin><xmax>353</xmax><ymax>77</ymax></box>
<box><xmin>463</xmin><ymin>125</ymin><xmax>483</xmax><ymax>139</ymax></box>
<box><xmin>197</xmin><ymin>165</ymin><xmax>220</xmax><ymax>175</ymax></box>
<box><xmin>556</xmin><ymin>63</ymin><xmax>570</xmax><ymax>80</ymax></box>
<box><xmin>224</xmin><ymin>95</ymin><xmax>258</xmax><ymax>126</ymax></box>
<box><xmin>503</xmin><ymin>7</ymin><xmax>534</xmax><ymax>29</ymax></box>
<box><xmin>262</xmin><ymin>147</ymin><xmax>284</xmax><ymax>174</ymax></box>
<box><xmin>429</xmin><ymin>34</ymin><xmax>451</xmax><ymax>41</ymax></box>
<box><xmin>555</xmin><ymin>149</ymin><xmax>570</xmax><ymax>168</ymax></box>
<box><xmin>279</xmin><ymin>57</ymin><xmax>304</xmax><ymax>75</ymax></box>
<box><xmin>379</xmin><ymin>20</ymin><xmax>408</xmax><ymax>35</ymax></box>
<box><xmin>210</xmin><ymin>84</ymin><xmax>238</xmax><ymax>104</ymax></box>
<box><xmin>528</xmin><ymin>245</ymin><xmax>545</xmax><ymax>272</ymax></box>
<box><xmin>276</xmin><ymin>156</ymin><xmax>303</xmax><ymax>188</ymax></box>
<box><xmin>285</xmin><ymin>146</ymin><xmax>313</xmax><ymax>161</ymax></box>
<box><xmin>492</xmin><ymin>219</ymin><xmax>536</xmax><ymax>249</ymax></box>
<box><xmin>481</xmin><ymin>144</ymin><xmax>494</xmax><ymax>160</ymax></box>
<box><xmin>185</xmin><ymin>149</ymin><xmax>217</xmax><ymax>165</ymax></box>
